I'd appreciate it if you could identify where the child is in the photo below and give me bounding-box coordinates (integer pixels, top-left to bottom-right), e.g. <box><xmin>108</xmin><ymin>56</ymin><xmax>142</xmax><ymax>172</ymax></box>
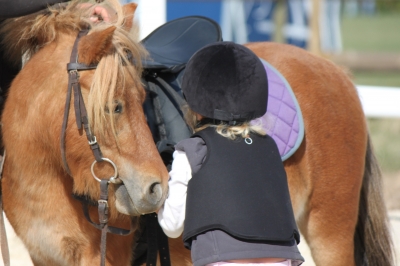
<box><xmin>157</xmin><ymin>42</ymin><xmax>304</xmax><ymax>266</ymax></box>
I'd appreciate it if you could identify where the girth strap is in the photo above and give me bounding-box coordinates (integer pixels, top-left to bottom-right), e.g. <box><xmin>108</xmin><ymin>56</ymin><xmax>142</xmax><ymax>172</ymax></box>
<box><xmin>132</xmin><ymin>214</ymin><xmax>171</xmax><ymax>266</ymax></box>
<box><xmin>153</xmin><ymin>75</ymin><xmax>186</xmax><ymax>109</ymax></box>
<box><xmin>147</xmin><ymin>213</ymin><xmax>171</xmax><ymax>266</ymax></box>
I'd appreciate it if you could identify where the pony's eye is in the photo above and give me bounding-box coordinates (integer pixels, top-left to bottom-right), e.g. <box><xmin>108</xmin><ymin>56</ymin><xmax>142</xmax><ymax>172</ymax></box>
<box><xmin>114</xmin><ymin>103</ymin><xmax>123</xmax><ymax>113</ymax></box>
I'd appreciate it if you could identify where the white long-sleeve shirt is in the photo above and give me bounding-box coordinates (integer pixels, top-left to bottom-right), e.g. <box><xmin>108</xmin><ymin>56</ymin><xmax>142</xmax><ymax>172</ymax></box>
<box><xmin>157</xmin><ymin>150</ymin><xmax>192</xmax><ymax>238</ymax></box>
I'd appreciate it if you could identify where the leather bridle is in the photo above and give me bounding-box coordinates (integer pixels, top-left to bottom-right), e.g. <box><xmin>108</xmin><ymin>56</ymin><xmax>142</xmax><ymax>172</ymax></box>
<box><xmin>61</xmin><ymin>29</ymin><xmax>136</xmax><ymax>266</ymax></box>
<box><xmin>0</xmin><ymin>28</ymin><xmax>171</xmax><ymax>266</ymax></box>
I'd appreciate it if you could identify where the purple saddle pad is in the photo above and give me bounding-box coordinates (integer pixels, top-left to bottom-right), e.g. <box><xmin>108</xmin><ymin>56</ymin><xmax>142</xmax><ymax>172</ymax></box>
<box><xmin>252</xmin><ymin>59</ymin><xmax>304</xmax><ymax>161</ymax></box>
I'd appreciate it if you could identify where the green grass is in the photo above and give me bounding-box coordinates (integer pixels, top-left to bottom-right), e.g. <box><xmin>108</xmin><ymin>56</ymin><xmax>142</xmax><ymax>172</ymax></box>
<box><xmin>341</xmin><ymin>13</ymin><xmax>400</xmax><ymax>52</ymax></box>
<box><xmin>341</xmin><ymin>12</ymin><xmax>400</xmax><ymax>173</ymax></box>
<box><xmin>352</xmin><ymin>71</ymin><xmax>400</xmax><ymax>87</ymax></box>
<box><xmin>368</xmin><ymin>118</ymin><xmax>400</xmax><ymax>173</ymax></box>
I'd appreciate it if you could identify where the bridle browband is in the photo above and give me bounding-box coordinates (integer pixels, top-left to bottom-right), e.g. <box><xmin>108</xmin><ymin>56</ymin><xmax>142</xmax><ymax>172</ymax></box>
<box><xmin>61</xmin><ymin>29</ymin><xmax>136</xmax><ymax>266</ymax></box>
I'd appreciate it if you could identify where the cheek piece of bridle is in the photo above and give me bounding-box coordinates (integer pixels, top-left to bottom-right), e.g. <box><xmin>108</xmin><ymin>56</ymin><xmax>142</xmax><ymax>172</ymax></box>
<box><xmin>61</xmin><ymin>29</ymin><xmax>136</xmax><ymax>266</ymax></box>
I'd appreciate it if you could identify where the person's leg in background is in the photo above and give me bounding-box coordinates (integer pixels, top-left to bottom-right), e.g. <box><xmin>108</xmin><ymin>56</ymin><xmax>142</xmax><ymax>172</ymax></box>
<box><xmin>284</xmin><ymin>0</ymin><xmax>310</xmax><ymax>49</ymax></box>
<box><xmin>220</xmin><ymin>0</ymin><xmax>248</xmax><ymax>44</ymax></box>
<box><xmin>319</xmin><ymin>0</ymin><xmax>342</xmax><ymax>54</ymax></box>
<box><xmin>243</xmin><ymin>0</ymin><xmax>277</xmax><ymax>43</ymax></box>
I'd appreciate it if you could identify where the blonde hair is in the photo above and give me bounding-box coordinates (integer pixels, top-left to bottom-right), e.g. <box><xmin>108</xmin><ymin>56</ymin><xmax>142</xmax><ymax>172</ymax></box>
<box><xmin>183</xmin><ymin>105</ymin><xmax>266</xmax><ymax>140</ymax></box>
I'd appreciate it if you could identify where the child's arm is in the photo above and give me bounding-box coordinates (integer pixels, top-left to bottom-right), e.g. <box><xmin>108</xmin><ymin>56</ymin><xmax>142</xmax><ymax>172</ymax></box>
<box><xmin>158</xmin><ymin>150</ymin><xmax>192</xmax><ymax>238</ymax></box>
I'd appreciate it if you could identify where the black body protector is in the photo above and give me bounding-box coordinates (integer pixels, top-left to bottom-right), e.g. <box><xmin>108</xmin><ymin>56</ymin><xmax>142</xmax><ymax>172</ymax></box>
<box><xmin>183</xmin><ymin>127</ymin><xmax>300</xmax><ymax>248</ymax></box>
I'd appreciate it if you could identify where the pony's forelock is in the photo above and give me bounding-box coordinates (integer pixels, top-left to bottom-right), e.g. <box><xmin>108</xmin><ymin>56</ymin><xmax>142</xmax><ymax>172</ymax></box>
<box><xmin>88</xmin><ymin>19</ymin><xmax>146</xmax><ymax>141</ymax></box>
<box><xmin>83</xmin><ymin>0</ymin><xmax>146</xmax><ymax>141</ymax></box>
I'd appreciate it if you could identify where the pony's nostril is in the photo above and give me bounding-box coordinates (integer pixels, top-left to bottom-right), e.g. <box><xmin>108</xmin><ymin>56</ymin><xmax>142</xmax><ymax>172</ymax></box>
<box><xmin>147</xmin><ymin>182</ymin><xmax>163</xmax><ymax>204</ymax></box>
<box><xmin>149</xmin><ymin>182</ymin><xmax>160</xmax><ymax>194</ymax></box>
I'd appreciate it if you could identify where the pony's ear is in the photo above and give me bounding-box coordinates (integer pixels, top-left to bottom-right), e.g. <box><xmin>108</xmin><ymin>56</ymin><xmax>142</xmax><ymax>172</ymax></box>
<box><xmin>122</xmin><ymin>3</ymin><xmax>138</xmax><ymax>31</ymax></box>
<box><xmin>78</xmin><ymin>26</ymin><xmax>116</xmax><ymax>65</ymax></box>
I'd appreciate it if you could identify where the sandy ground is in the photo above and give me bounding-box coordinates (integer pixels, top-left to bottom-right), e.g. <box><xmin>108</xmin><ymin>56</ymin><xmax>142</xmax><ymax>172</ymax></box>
<box><xmin>0</xmin><ymin>210</ymin><xmax>399</xmax><ymax>266</ymax></box>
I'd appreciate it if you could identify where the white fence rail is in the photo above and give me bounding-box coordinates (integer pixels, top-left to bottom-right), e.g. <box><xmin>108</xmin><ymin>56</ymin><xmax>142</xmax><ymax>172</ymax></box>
<box><xmin>357</xmin><ymin>85</ymin><xmax>400</xmax><ymax>118</ymax></box>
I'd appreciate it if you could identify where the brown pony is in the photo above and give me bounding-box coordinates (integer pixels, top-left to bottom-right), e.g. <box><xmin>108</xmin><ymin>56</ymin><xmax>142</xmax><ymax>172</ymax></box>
<box><xmin>243</xmin><ymin>42</ymin><xmax>394</xmax><ymax>266</ymax></box>
<box><xmin>0</xmin><ymin>1</ymin><xmax>394</xmax><ymax>266</ymax></box>
<box><xmin>0</xmin><ymin>1</ymin><xmax>169</xmax><ymax>265</ymax></box>
<box><xmin>167</xmin><ymin>43</ymin><xmax>395</xmax><ymax>266</ymax></box>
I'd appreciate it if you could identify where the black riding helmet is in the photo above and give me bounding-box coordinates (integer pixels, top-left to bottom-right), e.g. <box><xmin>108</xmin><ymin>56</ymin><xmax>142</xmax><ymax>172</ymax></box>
<box><xmin>182</xmin><ymin>42</ymin><xmax>268</xmax><ymax>125</ymax></box>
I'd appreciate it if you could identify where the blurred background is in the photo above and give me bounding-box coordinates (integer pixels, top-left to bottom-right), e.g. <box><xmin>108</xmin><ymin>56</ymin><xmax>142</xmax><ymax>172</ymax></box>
<box><xmin>130</xmin><ymin>2</ymin><xmax>400</xmax><ymax>263</ymax></box>
<box><xmin>2</xmin><ymin>1</ymin><xmax>399</xmax><ymax>265</ymax></box>
<box><xmin>127</xmin><ymin>0</ymin><xmax>400</xmax><ymax>210</ymax></box>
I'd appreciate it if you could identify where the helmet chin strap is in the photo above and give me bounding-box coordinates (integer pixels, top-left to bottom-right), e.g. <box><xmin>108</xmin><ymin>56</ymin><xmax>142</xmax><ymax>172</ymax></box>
<box><xmin>196</xmin><ymin>117</ymin><xmax>246</xmax><ymax>128</ymax></box>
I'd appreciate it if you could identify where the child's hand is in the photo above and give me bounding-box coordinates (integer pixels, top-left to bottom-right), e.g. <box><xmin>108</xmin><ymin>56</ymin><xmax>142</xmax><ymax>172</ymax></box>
<box><xmin>78</xmin><ymin>3</ymin><xmax>117</xmax><ymax>23</ymax></box>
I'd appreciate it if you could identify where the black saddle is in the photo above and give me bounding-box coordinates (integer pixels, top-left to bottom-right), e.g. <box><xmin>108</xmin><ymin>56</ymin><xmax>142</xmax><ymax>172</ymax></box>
<box><xmin>141</xmin><ymin>16</ymin><xmax>222</xmax><ymax>155</ymax></box>
<box><xmin>132</xmin><ymin>17</ymin><xmax>222</xmax><ymax>266</ymax></box>
<box><xmin>141</xmin><ymin>15</ymin><xmax>222</xmax><ymax>71</ymax></box>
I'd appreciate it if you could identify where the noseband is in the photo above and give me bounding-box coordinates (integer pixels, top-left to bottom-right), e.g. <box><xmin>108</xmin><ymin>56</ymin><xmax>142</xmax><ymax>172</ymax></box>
<box><xmin>60</xmin><ymin>29</ymin><xmax>135</xmax><ymax>266</ymax></box>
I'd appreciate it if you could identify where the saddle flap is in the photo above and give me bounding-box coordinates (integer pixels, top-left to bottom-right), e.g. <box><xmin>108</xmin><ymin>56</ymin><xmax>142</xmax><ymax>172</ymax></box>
<box><xmin>141</xmin><ymin>16</ymin><xmax>222</xmax><ymax>71</ymax></box>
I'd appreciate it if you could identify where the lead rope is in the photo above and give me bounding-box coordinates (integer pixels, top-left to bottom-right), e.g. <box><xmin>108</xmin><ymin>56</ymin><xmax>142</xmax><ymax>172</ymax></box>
<box><xmin>0</xmin><ymin>151</ymin><xmax>10</xmax><ymax>266</ymax></box>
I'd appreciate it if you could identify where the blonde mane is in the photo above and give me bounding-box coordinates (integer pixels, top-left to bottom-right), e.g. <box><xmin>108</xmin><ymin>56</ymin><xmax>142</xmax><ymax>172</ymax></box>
<box><xmin>0</xmin><ymin>0</ymin><xmax>147</xmax><ymax>139</ymax></box>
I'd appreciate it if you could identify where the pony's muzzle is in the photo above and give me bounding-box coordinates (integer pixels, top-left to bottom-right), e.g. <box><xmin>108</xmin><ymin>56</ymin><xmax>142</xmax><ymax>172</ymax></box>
<box><xmin>136</xmin><ymin>180</ymin><xmax>166</xmax><ymax>212</ymax></box>
<box><xmin>115</xmin><ymin>177</ymin><xmax>167</xmax><ymax>216</ymax></box>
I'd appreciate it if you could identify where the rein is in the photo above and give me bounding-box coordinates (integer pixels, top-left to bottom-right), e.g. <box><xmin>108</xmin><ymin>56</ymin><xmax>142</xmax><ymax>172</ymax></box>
<box><xmin>61</xmin><ymin>29</ymin><xmax>135</xmax><ymax>266</ymax></box>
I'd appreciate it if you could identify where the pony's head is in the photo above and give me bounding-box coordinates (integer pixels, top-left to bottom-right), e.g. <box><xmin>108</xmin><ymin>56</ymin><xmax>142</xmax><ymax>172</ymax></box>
<box><xmin>1</xmin><ymin>0</ymin><xmax>169</xmax><ymax>217</ymax></box>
